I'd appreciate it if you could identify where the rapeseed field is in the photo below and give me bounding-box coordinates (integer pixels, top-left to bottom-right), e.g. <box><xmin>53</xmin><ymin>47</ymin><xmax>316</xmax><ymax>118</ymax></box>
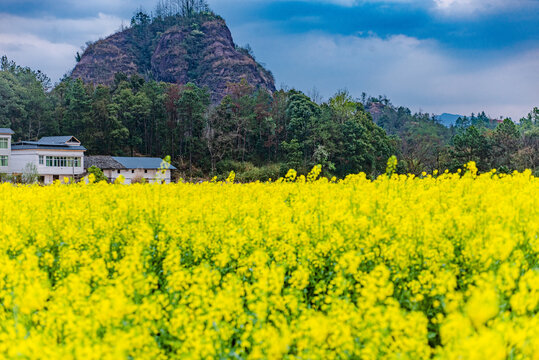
<box><xmin>0</xmin><ymin>163</ymin><xmax>538</xmax><ymax>359</ymax></box>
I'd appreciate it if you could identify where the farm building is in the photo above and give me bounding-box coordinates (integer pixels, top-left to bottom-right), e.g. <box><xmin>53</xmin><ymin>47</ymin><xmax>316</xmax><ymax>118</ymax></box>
<box><xmin>0</xmin><ymin>128</ymin><xmax>175</xmax><ymax>184</ymax></box>
<box><xmin>4</xmin><ymin>134</ymin><xmax>86</xmax><ymax>184</ymax></box>
<box><xmin>85</xmin><ymin>156</ymin><xmax>175</xmax><ymax>184</ymax></box>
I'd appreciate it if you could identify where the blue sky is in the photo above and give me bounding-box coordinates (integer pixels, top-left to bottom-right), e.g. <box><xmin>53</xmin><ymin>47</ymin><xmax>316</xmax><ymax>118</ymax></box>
<box><xmin>0</xmin><ymin>0</ymin><xmax>538</xmax><ymax>119</ymax></box>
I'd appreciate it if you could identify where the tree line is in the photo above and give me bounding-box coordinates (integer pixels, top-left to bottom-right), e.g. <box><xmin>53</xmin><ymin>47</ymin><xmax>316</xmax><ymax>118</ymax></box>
<box><xmin>1</xmin><ymin>56</ymin><xmax>538</xmax><ymax>180</ymax></box>
<box><xmin>365</xmin><ymin>96</ymin><xmax>539</xmax><ymax>175</ymax></box>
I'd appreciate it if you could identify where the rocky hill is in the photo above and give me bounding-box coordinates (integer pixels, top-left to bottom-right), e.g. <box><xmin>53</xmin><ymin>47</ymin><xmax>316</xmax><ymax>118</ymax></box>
<box><xmin>70</xmin><ymin>12</ymin><xmax>275</xmax><ymax>102</ymax></box>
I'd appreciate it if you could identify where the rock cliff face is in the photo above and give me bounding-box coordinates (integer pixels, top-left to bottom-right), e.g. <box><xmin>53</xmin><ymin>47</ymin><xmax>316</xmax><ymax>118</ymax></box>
<box><xmin>71</xmin><ymin>14</ymin><xmax>275</xmax><ymax>102</ymax></box>
<box><xmin>366</xmin><ymin>102</ymin><xmax>385</xmax><ymax>123</ymax></box>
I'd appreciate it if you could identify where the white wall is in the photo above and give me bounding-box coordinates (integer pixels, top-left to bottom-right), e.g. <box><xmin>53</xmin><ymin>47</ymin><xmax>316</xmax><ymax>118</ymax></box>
<box><xmin>0</xmin><ymin>135</ymin><xmax>11</xmax><ymax>173</ymax></box>
<box><xmin>34</xmin><ymin>150</ymin><xmax>85</xmax><ymax>176</ymax></box>
<box><xmin>8</xmin><ymin>151</ymin><xmax>35</xmax><ymax>174</ymax></box>
<box><xmin>105</xmin><ymin>168</ymin><xmax>172</xmax><ymax>184</ymax></box>
<box><xmin>10</xmin><ymin>149</ymin><xmax>85</xmax><ymax>184</ymax></box>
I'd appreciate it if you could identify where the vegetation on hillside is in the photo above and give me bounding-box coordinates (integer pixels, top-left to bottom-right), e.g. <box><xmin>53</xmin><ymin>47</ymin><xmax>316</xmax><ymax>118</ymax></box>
<box><xmin>70</xmin><ymin>0</ymin><xmax>275</xmax><ymax>102</ymax></box>
<box><xmin>1</xmin><ymin>56</ymin><xmax>538</xmax><ymax>180</ymax></box>
<box><xmin>365</xmin><ymin>96</ymin><xmax>539</xmax><ymax>175</ymax></box>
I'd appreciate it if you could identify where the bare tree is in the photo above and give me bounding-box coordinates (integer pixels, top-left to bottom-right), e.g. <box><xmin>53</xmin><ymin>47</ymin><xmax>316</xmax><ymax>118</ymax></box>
<box><xmin>155</xmin><ymin>0</ymin><xmax>209</xmax><ymax>18</ymax></box>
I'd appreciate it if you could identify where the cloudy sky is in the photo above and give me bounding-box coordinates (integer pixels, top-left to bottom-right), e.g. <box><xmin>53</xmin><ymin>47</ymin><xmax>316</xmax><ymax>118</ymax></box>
<box><xmin>1</xmin><ymin>0</ymin><xmax>538</xmax><ymax>119</ymax></box>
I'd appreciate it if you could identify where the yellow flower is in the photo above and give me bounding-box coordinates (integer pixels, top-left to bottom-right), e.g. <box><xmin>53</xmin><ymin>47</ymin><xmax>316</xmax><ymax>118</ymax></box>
<box><xmin>0</xmin><ymin>166</ymin><xmax>536</xmax><ymax>358</ymax></box>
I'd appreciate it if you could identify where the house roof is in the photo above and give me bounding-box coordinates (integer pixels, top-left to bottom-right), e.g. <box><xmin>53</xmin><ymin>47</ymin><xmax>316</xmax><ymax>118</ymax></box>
<box><xmin>84</xmin><ymin>156</ymin><xmax>176</xmax><ymax>170</ymax></box>
<box><xmin>85</xmin><ymin>156</ymin><xmax>124</xmax><ymax>170</ymax></box>
<box><xmin>113</xmin><ymin>157</ymin><xmax>177</xmax><ymax>170</ymax></box>
<box><xmin>12</xmin><ymin>135</ymin><xmax>86</xmax><ymax>151</ymax></box>
<box><xmin>11</xmin><ymin>141</ymin><xmax>86</xmax><ymax>151</ymax></box>
<box><xmin>37</xmin><ymin>136</ymin><xmax>80</xmax><ymax>145</ymax></box>
<box><xmin>0</xmin><ymin>128</ymin><xmax>14</xmax><ymax>135</ymax></box>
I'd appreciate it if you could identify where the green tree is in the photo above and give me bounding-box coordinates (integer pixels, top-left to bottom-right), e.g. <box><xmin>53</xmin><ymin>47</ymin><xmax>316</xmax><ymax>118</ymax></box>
<box><xmin>113</xmin><ymin>82</ymin><xmax>137</xmax><ymax>155</ymax></box>
<box><xmin>400</xmin><ymin>115</ymin><xmax>448</xmax><ymax>174</ymax></box>
<box><xmin>141</xmin><ymin>81</ymin><xmax>167</xmax><ymax>156</ymax></box>
<box><xmin>328</xmin><ymin>89</ymin><xmax>359</xmax><ymax>124</ymax></box>
<box><xmin>0</xmin><ymin>56</ymin><xmax>53</xmax><ymax>140</ymax></box>
<box><xmin>333</xmin><ymin>112</ymin><xmax>394</xmax><ymax>177</ymax></box>
<box><xmin>89</xmin><ymin>85</ymin><xmax>128</xmax><ymax>154</ymax></box>
<box><xmin>21</xmin><ymin>162</ymin><xmax>39</xmax><ymax>184</ymax></box>
<box><xmin>491</xmin><ymin>119</ymin><xmax>520</xmax><ymax>169</ymax></box>
<box><xmin>451</xmin><ymin>126</ymin><xmax>491</xmax><ymax>171</ymax></box>
<box><xmin>281</xmin><ymin>139</ymin><xmax>303</xmax><ymax>171</ymax></box>
<box><xmin>87</xmin><ymin>166</ymin><xmax>109</xmax><ymax>182</ymax></box>
<box><xmin>204</xmin><ymin>96</ymin><xmax>238</xmax><ymax>173</ymax></box>
<box><xmin>225</xmin><ymin>79</ymin><xmax>257</xmax><ymax>162</ymax></box>
<box><xmin>286</xmin><ymin>92</ymin><xmax>320</xmax><ymax>166</ymax></box>
<box><xmin>129</xmin><ymin>91</ymin><xmax>152</xmax><ymax>155</ymax></box>
<box><xmin>62</xmin><ymin>79</ymin><xmax>92</xmax><ymax>137</ymax></box>
<box><xmin>164</xmin><ymin>84</ymin><xmax>181</xmax><ymax>158</ymax></box>
<box><xmin>177</xmin><ymin>83</ymin><xmax>210</xmax><ymax>177</ymax></box>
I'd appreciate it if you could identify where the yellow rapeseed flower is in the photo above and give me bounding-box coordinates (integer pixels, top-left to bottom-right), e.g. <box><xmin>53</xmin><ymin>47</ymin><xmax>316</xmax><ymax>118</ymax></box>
<box><xmin>0</xmin><ymin>167</ymin><xmax>537</xmax><ymax>358</ymax></box>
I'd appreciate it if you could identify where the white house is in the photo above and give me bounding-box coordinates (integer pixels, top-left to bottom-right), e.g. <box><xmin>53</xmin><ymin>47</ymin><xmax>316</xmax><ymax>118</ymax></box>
<box><xmin>0</xmin><ymin>128</ymin><xmax>14</xmax><ymax>173</ymax></box>
<box><xmin>10</xmin><ymin>135</ymin><xmax>86</xmax><ymax>184</ymax></box>
<box><xmin>85</xmin><ymin>156</ymin><xmax>176</xmax><ymax>184</ymax></box>
<box><xmin>0</xmin><ymin>129</ymin><xmax>175</xmax><ymax>184</ymax></box>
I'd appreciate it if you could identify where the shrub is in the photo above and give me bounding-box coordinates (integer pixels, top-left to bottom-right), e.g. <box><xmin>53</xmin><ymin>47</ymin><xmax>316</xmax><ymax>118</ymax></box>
<box><xmin>131</xmin><ymin>174</ymin><xmax>146</xmax><ymax>184</ymax></box>
<box><xmin>21</xmin><ymin>162</ymin><xmax>39</xmax><ymax>184</ymax></box>
<box><xmin>87</xmin><ymin>166</ymin><xmax>109</xmax><ymax>182</ymax></box>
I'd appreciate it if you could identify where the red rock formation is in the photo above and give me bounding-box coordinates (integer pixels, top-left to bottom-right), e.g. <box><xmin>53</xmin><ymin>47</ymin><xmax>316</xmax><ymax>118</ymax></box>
<box><xmin>71</xmin><ymin>14</ymin><xmax>275</xmax><ymax>102</ymax></box>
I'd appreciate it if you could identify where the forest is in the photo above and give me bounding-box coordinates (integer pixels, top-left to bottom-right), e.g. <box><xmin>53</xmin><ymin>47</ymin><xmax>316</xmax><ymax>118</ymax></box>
<box><xmin>1</xmin><ymin>53</ymin><xmax>538</xmax><ymax>180</ymax></box>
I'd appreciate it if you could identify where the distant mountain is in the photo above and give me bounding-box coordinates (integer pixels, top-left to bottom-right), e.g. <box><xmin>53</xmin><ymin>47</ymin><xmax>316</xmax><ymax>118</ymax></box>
<box><xmin>70</xmin><ymin>12</ymin><xmax>275</xmax><ymax>102</ymax></box>
<box><xmin>435</xmin><ymin>113</ymin><xmax>463</xmax><ymax>127</ymax></box>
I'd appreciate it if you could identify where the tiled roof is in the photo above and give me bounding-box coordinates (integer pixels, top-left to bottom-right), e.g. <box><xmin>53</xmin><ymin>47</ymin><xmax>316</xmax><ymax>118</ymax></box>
<box><xmin>11</xmin><ymin>141</ymin><xmax>86</xmax><ymax>151</ymax></box>
<box><xmin>37</xmin><ymin>136</ymin><xmax>80</xmax><ymax>145</ymax></box>
<box><xmin>0</xmin><ymin>128</ymin><xmax>14</xmax><ymax>135</ymax></box>
<box><xmin>84</xmin><ymin>156</ymin><xmax>176</xmax><ymax>170</ymax></box>
<box><xmin>84</xmin><ymin>156</ymin><xmax>124</xmax><ymax>170</ymax></box>
<box><xmin>113</xmin><ymin>157</ymin><xmax>177</xmax><ymax>170</ymax></box>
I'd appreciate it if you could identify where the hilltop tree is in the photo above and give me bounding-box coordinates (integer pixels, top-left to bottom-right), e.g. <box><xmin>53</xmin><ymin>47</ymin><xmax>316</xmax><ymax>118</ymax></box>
<box><xmin>155</xmin><ymin>0</ymin><xmax>209</xmax><ymax>18</ymax></box>
<box><xmin>131</xmin><ymin>10</ymin><xmax>151</xmax><ymax>27</ymax></box>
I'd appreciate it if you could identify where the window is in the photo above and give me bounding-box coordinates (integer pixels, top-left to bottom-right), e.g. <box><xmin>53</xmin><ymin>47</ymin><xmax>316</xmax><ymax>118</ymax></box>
<box><xmin>45</xmin><ymin>156</ymin><xmax>82</xmax><ymax>167</ymax></box>
<box><xmin>145</xmin><ymin>170</ymin><xmax>148</xmax><ymax>174</ymax></box>
<box><xmin>132</xmin><ymin>170</ymin><xmax>135</xmax><ymax>174</ymax></box>
<box><xmin>117</xmin><ymin>170</ymin><xmax>121</xmax><ymax>174</ymax></box>
<box><xmin>0</xmin><ymin>155</ymin><xmax>8</xmax><ymax>167</ymax></box>
<box><xmin>39</xmin><ymin>155</ymin><xmax>44</xmax><ymax>165</ymax></box>
<box><xmin>0</xmin><ymin>138</ymin><xmax>8</xmax><ymax>149</ymax></box>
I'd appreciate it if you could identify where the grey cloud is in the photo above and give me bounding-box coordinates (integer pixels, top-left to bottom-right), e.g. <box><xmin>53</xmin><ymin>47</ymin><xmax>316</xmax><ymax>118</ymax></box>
<box><xmin>0</xmin><ymin>0</ymin><xmax>537</xmax><ymax>118</ymax></box>
<box><xmin>0</xmin><ymin>12</ymin><xmax>126</xmax><ymax>46</ymax></box>
<box><xmin>0</xmin><ymin>33</ymin><xmax>78</xmax><ymax>82</ymax></box>
<box><xmin>0</xmin><ymin>12</ymin><xmax>126</xmax><ymax>82</ymax></box>
<box><xmin>230</xmin><ymin>22</ymin><xmax>538</xmax><ymax>119</ymax></box>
